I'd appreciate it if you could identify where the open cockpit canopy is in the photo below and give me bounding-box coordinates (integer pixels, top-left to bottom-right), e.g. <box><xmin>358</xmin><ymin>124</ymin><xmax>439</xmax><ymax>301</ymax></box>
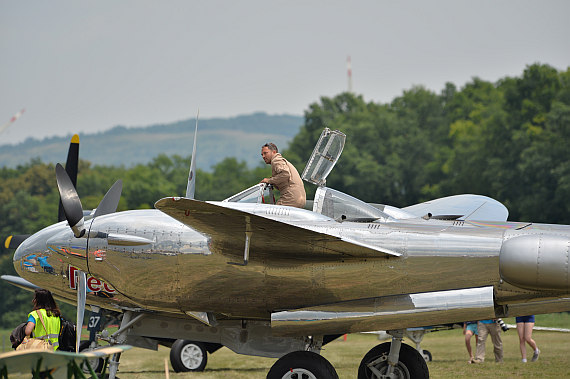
<box><xmin>301</xmin><ymin>128</ymin><xmax>346</xmax><ymax>186</ymax></box>
<box><xmin>223</xmin><ymin>128</ymin><xmax>391</xmax><ymax>222</ymax></box>
<box><xmin>222</xmin><ymin>127</ymin><xmax>508</xmax><ymax>222</ymax></box>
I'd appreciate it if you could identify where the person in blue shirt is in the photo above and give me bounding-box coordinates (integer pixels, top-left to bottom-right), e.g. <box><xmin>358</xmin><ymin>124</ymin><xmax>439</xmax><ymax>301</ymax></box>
<box><xmin>463</xmin><ymin>321</ymin><xmax>478</xmax><ymax>363</ymax></box>
<box><xmin>516</xmin><ymin>315</ymin><xmax>540</xmax><ymax>362</ymax></box>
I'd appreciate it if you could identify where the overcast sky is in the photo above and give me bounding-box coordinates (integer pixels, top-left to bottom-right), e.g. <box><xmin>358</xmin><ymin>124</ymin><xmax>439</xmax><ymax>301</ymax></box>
<box><xmin>1</xmin><ymin>0</ymin><xmax>568</xmax><ymax>145</ymax></box>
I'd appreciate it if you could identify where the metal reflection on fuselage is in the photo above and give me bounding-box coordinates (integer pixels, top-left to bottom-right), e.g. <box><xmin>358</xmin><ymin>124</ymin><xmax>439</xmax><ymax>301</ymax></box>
<box><xmin>14</xmin><ymin>222</ymin><xmax>68</xmax><ymax>282</ymax></box>
<box><xmin>13</xmin><ymin>199</ymin><xmax>570</xmax><ymax>322</ymax></box>
<box><xmin>84</xmin><ymin>210</ymin><xmax>212</xmax><ymax>313</ymax></box>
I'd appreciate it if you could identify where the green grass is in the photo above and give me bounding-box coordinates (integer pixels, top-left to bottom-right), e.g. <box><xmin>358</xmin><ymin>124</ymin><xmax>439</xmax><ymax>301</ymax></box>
<box><xmin>1</xmin><ymin>313</ymin><xmax>569</xmax><ymax>378</ymax></box>
<box><xmin>113</xmin><ymin>329</ymin><xmax>570</xmax><ymax>379</ymax></box>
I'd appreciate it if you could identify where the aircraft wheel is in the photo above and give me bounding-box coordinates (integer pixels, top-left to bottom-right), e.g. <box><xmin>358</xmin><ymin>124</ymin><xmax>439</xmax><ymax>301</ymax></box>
<box><xmin>267</xmin><ymin>351</ymin><xmax>339</xmax><ymax>379</ymax></box>
<box><xmin>170</xmin><ymin>340</ymin><xmax>208</xmax><ymax>372</ymax></box>
<box><xmin>79</xmin><ymin>340</ymin><xmax>105</xmax><ymax>373</ymax></box>
<box><xmin>422</xmin><ymin>349</ymin><xmax>432</xmax><ymax>362</ymax></box>
<box><xmin>358</xmin><ymin>342</ymin><xmax>429</xmax><ymax>379</ymax></box>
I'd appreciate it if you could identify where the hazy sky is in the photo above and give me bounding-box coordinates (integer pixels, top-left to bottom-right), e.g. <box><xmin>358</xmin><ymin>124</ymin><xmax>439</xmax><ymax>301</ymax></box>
<box><xmin>1</xmin><ymin>0</ymin><xmax>568</xmax><ymax>145</ymax></box>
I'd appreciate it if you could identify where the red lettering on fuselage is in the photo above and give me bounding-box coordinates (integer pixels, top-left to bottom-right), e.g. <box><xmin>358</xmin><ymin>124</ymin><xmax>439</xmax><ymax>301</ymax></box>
<box><xmin>68</xmin><ymin>266</ymin><xmax>116</xmax><ymax>294</ymax></box>
<box><xmin>87</xmin><ymin>276</ymin><xmax>102</xmax><ymax>292</ymax></box>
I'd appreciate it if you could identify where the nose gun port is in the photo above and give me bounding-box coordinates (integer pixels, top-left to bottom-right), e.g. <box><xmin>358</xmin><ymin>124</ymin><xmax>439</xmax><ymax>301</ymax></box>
<box><xmin>499</xmin><ymin>234</ymin><xmax>570</xmax><ymax>291</ymax></box>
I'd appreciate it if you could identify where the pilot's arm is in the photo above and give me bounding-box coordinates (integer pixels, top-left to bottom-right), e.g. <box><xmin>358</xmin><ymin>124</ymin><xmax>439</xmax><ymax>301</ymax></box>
<box><xmin>263</xmin><ymin>160</ymin><xmax>289</xmax><ymax>189</ymax></box>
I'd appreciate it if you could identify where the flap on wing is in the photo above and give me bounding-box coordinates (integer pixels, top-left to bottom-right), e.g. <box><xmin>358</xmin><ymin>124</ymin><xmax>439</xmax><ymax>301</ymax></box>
<box><xmin>271</xmin><ymin>286</ymin><xmax>495</xmax><ymax>336</ymax></box>
<box><xmin>155</xmin><ymin>197</ymin><xmax>400</xmax><ymax>260</ymax></box>
<box><xmin>403</xmin><ymin>194</ymin><xmax>509</xmax><ymax>222</ymax></box>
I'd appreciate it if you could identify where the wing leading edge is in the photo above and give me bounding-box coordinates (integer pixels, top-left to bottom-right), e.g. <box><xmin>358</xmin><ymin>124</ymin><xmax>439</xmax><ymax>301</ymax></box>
<box><xmin>154</xmin><ymin>197</ymin><xmax>400</xmax><ymax>261</ymax></box>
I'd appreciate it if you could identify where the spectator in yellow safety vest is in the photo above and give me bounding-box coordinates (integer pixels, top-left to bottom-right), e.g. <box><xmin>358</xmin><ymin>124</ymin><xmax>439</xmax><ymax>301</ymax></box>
<box><xmin>24</xmin><ymin>288</ymin><xmax>62</xmax><ymax>350</ymax></box>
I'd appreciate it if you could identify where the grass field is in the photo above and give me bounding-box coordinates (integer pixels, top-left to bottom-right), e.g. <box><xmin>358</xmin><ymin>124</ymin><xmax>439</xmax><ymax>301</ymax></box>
<box><xmin>1</xmin><ymin>314</ymin><xmax>569</xmax><ymax>378</ymax></box>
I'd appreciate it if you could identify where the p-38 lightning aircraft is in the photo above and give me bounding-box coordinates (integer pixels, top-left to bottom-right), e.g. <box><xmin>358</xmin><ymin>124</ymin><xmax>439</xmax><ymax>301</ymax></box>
<box><xmin>3</xmin><ymin>128</ymin><xmax>570</xmax><ymax>378</ymax></box>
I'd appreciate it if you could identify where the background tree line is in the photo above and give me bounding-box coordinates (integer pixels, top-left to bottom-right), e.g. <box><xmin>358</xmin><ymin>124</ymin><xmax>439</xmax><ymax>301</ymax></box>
<box><xmin>1</xmin><ymin>63</ymin><xmax>569</xmax><ymax>328</ymax></box>
<box><xmin>287</xmin><ymin>63</ymin><xmax>570</xmax><ymax>223</ymax></box>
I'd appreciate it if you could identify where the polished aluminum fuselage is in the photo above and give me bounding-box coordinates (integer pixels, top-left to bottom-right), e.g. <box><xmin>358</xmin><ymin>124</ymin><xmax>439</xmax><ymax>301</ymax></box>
<box><xmin>14</xmin><ymin>204</ymin><xmax>570</xmax><ymax>325</ymax></box>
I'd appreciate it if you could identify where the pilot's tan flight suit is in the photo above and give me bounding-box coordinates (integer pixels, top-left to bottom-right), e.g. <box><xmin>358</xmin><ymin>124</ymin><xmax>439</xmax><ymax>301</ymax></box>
<box><xmin>266</xmin><ymin>153</ymin><xmax>306</xmax><ymax>208</ymax></box>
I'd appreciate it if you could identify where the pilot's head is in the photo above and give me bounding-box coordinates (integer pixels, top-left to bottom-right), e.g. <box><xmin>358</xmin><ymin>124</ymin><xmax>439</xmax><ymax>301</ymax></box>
<box><xmin>261</xmin><ymin>143</ymin><xmax>278</xmax><ymax>164</ymax></box>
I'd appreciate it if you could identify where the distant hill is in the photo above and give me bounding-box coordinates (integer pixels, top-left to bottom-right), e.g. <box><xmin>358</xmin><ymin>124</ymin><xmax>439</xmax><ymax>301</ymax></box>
<box><xmin>0</xmin><ymin>113</ymin><xmax>303</xmax><ymax>170</ymax></box>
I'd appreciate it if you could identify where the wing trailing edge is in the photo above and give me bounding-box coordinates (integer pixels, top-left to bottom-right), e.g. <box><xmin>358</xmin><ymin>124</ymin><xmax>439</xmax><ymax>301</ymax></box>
<box><xmin>271</xmin><ymin>286</ymin><xmax>495</xmax><ymax>336</ymax></box>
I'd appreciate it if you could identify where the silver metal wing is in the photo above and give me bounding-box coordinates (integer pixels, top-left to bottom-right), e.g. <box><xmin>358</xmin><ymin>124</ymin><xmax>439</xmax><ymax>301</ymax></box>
<box><xmin>154</xmin><ymin>197</ymin><xmax>400</xmax><ymax>261</ymax></box>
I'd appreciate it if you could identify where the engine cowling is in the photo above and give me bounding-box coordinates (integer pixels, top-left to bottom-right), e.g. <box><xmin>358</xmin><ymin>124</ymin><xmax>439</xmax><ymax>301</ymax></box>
<box><xmin>500</xmin><ymin>234</ymin><xmax>570</xmax><ymax>291</ymax></box>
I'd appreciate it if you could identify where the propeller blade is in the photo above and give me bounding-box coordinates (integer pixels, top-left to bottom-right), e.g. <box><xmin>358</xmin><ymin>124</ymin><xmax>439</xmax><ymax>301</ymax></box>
<box><xmin>185</xmin><ymin>109</ymin><xmax>199</xmax><ymax>199</ymax></box>
<box><xmin>4</xmin><ymin>234</ymin><xmax>31</xmax><ymax>249</ymax></box>
<box><xmin>58</xmin><ymin>134</ymin><xmax>80</xmax><ymax>222</ymax></box>
<box><xmin>93</xmin><ymin>180</ymin><xmax>123</xmax><ymax>218</ymax></box>
<box><xmin>76</xmin><ymin>270</ymin><xmax>87</xmax><ymax>352</ymax></box>
<box><xmin>55</xmin><ymin>163</ymin><xmax>85</xmax><ymax>237</ymax></box>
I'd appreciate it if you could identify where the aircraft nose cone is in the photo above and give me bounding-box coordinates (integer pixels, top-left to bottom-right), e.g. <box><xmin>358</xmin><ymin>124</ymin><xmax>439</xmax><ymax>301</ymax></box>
<box><xmin>12</xmin><ymin>222</ymin><xmax>88</xmax><ymax>277</ymax></box>
<box><xmin>499</xmin><ymin>234</ymin><xmax>570</xmax><ymax>291</ymax></box>
<box><xmin>13</xmin><ymin>230</ymin><xmax>50</xmax><ymax>278</ymax></box>
<box><xmin>13</xmin><ymin>239</ymin><xmax>26</xmax><ymax>261</ymax></box>
<box><xmin>14</xmin><ymin>232</ymin><xmax>41</xmax><ymax>262</ymax></box>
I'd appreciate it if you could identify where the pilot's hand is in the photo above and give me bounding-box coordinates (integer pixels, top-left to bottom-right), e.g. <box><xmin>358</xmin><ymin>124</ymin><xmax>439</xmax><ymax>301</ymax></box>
<box><xmin>260</xmin><ymin>178</ymin><xmax>270</xmax><ymax>184</ymax></box>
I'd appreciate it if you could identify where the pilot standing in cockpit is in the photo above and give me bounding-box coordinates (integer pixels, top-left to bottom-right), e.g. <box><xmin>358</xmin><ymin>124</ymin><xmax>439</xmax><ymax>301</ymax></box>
<box><xmin>260</xmin><ymin>143</ymin><xmax>306</xmax><ymax>208</ymax></box>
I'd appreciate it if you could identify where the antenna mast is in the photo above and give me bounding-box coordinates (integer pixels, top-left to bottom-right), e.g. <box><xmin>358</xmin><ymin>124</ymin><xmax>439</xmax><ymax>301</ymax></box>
<box><xmin>347</xmin><ymin>55</ymin><xmax>352</xmax><ymax>93</ymax></box>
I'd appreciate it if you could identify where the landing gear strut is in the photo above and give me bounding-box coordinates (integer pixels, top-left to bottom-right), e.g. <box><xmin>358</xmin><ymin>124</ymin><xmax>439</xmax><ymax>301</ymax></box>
<box><xmin>358</xmin><ymin>330</ymin><xmax>429</xmax><ymax>379</ymax></box>
<box><xmin>404</xmin><ymin>329</ymin><xmax>432</xmax><ymax>362</ymax></box>
<box><xmin>107</xmin><ymin>311</ymin><xmax>146</xmax><ymax>379</ymax></box>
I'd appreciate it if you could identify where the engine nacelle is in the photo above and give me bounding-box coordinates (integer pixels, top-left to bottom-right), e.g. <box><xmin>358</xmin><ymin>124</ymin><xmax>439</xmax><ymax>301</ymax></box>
<box><xmin>500</xmin><ymin>234</ymin><xmax>570</xmax><ymax>291</ymax></box>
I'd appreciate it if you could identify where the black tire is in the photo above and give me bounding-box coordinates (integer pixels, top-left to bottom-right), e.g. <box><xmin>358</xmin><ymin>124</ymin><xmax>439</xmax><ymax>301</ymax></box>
<box><xmin>79</xmin><ymin>340</ymin><xmax>105</xmax><ymax>373</ymax></box>
<box><xmin>422</xmin><ymin>349</ymin><xmax>432</xmax><ymax>362</ymax></box>
<box><xmin>267</xmin><ymin>351</ymin><xmax>339</xmax><ymax>379</ymax></box>
<box><xmin>358</xmin><ymin>342</ymin><xmax>429</xmax><ymax>379</ymax></box>
<box><xmin>170</xmin><ymin>340</ymin><xmax>208</xmax><ymax>372</ymax></box>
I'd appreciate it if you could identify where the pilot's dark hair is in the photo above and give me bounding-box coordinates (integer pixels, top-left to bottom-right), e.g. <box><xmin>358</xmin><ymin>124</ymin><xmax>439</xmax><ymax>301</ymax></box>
<box><xmin>32</xmin><ymin>288</ymin><xmax>61</xmax><ymax>317</ymax></box>
<box><xmin>262</xmin><ymin>143</ymin><xmax>278</xmax><ymax>153</ymax></box>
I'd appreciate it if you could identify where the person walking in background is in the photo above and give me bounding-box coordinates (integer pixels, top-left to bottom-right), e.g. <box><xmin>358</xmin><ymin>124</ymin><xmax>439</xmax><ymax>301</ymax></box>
<box><xmin>463</xmin><ymin>321</ymin><xmax>478</xmax><ymax>363</ymax></box>
<box><xmin>474</xmin><ymin>319</ymin><xmax>503</xmax><ymax>363</ymax></box>
<box><xmin>516</xmin><ymin>315</ymin><xmax>540</xmax><ymax>362</ymax></box>
<box><xmin>23</xmin><ymin>288</ymin><xmax>62</xmax><ymax>350</ymax></box>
